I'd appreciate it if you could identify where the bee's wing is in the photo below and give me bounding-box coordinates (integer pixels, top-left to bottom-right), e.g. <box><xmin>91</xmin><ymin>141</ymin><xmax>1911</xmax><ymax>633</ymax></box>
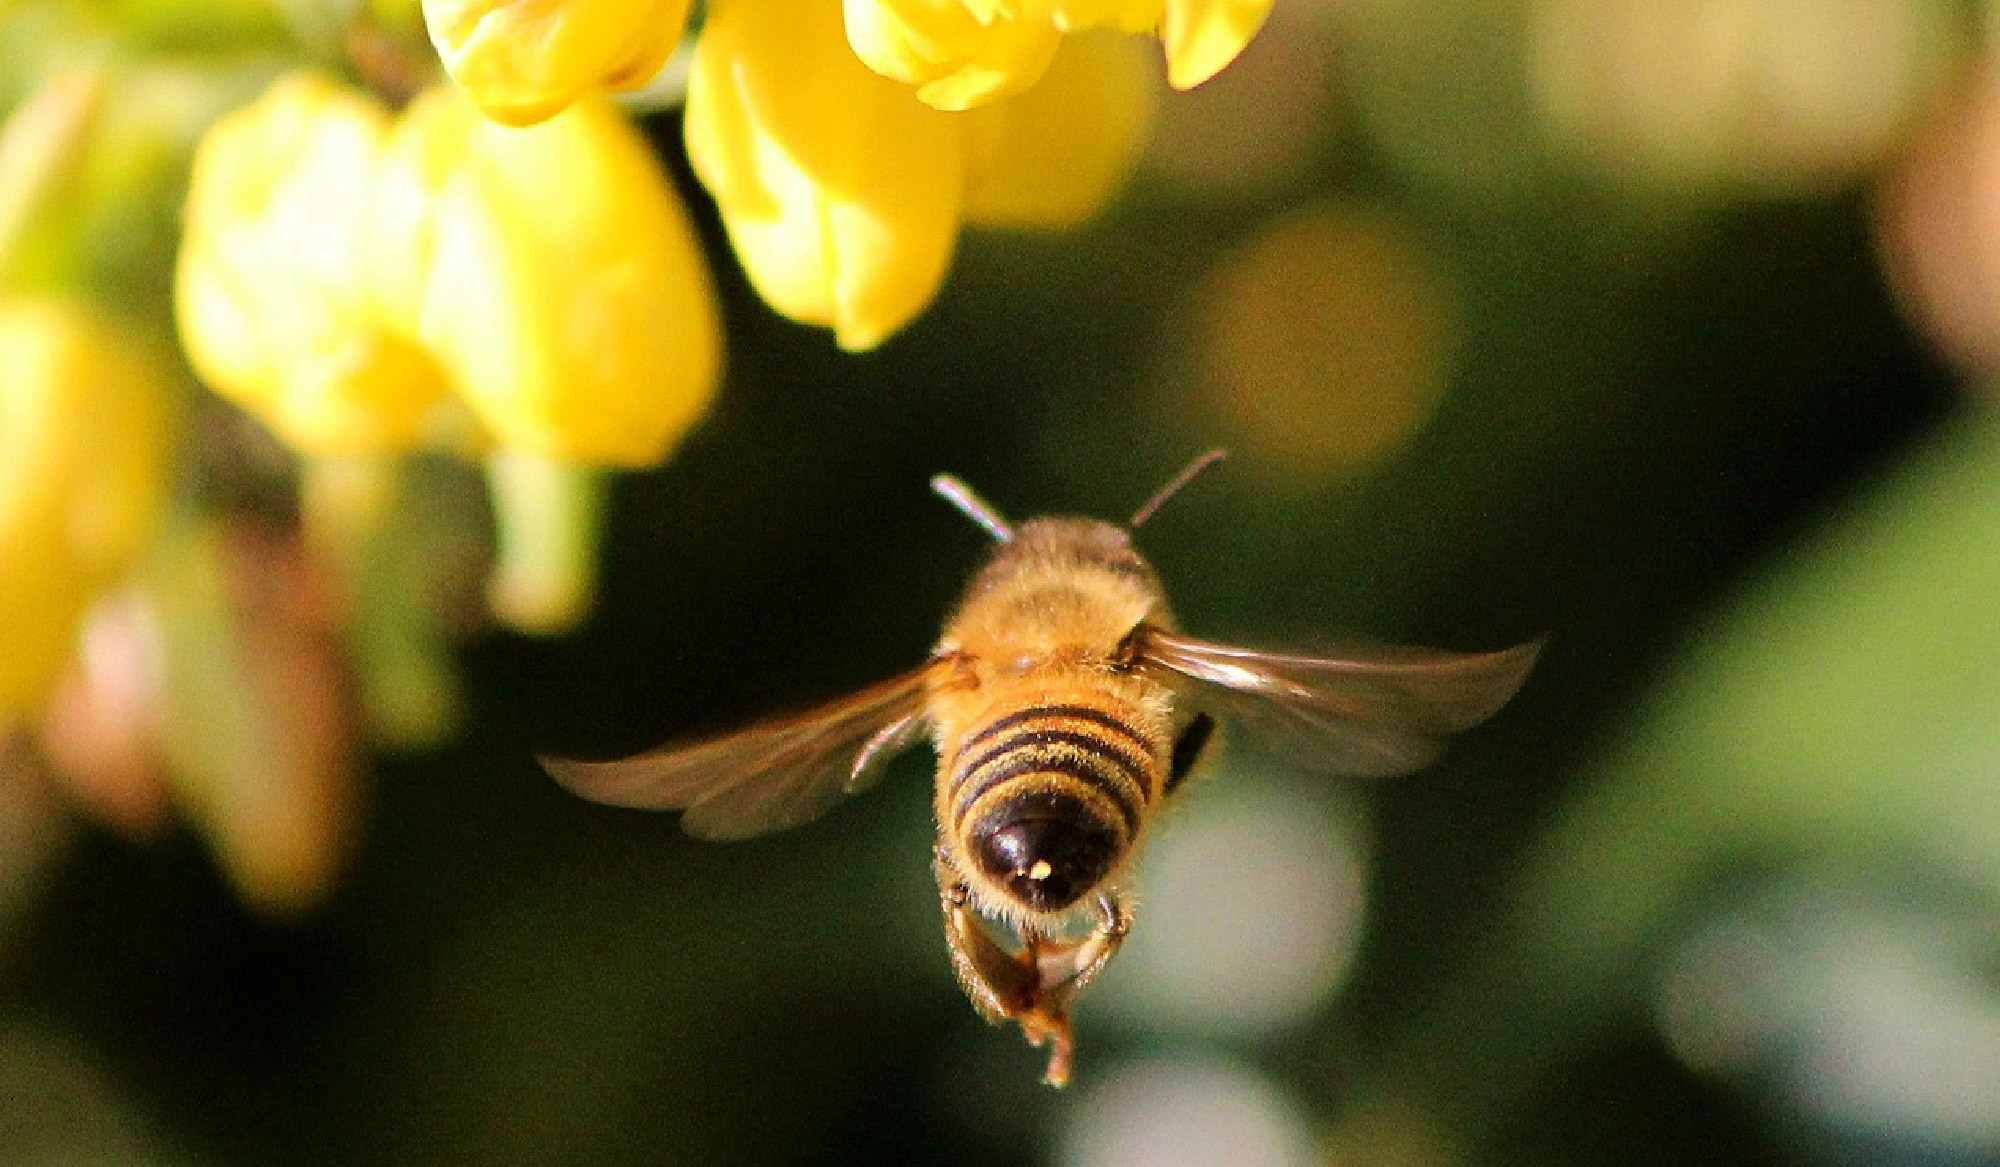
<box><xmin>1135</xmin><ymin>626</ymin><xmax>1539</xmax><ymax>777</ymax></box>
<box><xmin>541</xmin><ymin>661</ymin><xmax>941</xmax><ymax>840</ymax></box>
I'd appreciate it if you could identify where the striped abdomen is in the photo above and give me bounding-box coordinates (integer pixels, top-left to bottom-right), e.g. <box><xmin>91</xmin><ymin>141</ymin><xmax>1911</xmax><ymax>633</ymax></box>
<box><xmin>946</xmin><ymin>701</ymin><xmax>1163</xmax><ymax>914</ymax></box>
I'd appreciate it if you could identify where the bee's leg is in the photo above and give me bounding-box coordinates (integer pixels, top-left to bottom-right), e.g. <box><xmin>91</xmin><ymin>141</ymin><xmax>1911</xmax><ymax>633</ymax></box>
<box><xmin>1165</xmin><ymin>712</ymin><xmax>1217</xmax><ymax>796</ymax></box>
<box><xmin>1033</xmin><ymin>890</ymin><xmax>1132</xmax><ymax>1000</ymax></box>
<box><xmin>1014</xmin><ymin>988</ymin><xmax>1076</xmax><ymax>1087</ymax></box>
<box><xmin>936</xmin><ymin>843</ymin><xmax>1038</xmax><ymax>1023</ymax></box>
<box><xmin>1015</xmin><ymin>891</ymin><xmax>1131</xmax><ymax>1087</ymax></box>
<box><xmin>933</xmin><ymin>841</ymin><xmax>1110</xmax><ymax>1088</ymax></box>
<box><xmin>973</xmin><ymin>920</ymin><xmax>1080</xmax><ymax>1087</ymax></box>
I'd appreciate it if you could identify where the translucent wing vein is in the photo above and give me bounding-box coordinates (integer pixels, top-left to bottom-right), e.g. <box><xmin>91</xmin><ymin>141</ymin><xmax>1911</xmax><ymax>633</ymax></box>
<box><xmin>541</xmin><ymin>662</ymin><xmax>940</xmax><ymax>840</ymax></box>
<box><xmin>1136</xmin><ymin>627</ymin><xmax>1539</xmax><ymax>777</ymax></box>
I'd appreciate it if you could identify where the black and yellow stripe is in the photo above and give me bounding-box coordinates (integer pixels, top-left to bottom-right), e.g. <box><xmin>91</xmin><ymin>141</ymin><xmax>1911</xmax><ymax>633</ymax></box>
<box><xmin>948</xmin><ymin>703</ymin><xmax>1158</xmax><ymax>844</ymax></box>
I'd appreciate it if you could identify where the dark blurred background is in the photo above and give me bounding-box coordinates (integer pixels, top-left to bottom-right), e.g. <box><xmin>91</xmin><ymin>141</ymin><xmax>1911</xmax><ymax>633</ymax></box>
<box><xmin>12</xmin><ymin>1</ymin><xmax>2000</xmax><ymax>1164</ymax></box>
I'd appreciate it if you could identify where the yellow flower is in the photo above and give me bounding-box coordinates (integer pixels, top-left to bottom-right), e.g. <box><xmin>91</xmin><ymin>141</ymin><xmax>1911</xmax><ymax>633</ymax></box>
<box><xmin>688</xmin><ymin>11</ymin><xmax>1153</xmax><ymax>347</ymax></box>
<box><xmin>178</xmin><ymin>72</ymin><xmax>720</xmax><ymax>467</ymax></box>
<box><xmin>962</xmin><ymin>31</ymin><xmax>1156</xmax><ymax>227</ymax></box>
<box><xmin>844</xmin><ymin>0</ymin><xmax>1272</xmax><ymax>107</ymax></box>
<box><xmin>843</xmin><ymin>0</ymin><xmax>1062</xmax><ymax>110</ymax></box>
<box><xmin>1158</xmin><ymin>0</ymin><xmax>1273</xmax><ymax>89</ymax></box>
<box><xmin>370</xmin><ymin>84</ymin><xmax>721</xmax><ymax>465</ymax></box>
<box><xmin>422</xmin><ymin>0</ymin><xmax>695</xmax><ymax>127</ymax></box>
<box><xmin>0</xmin><ymin>299</ymin><xmax>175</xmax><ymax>722</ymax></box>
<box><xmin>687</xmin><ymin>0</ymin><xmax>963</xmax><ymax>351</ymax></box>
<box><xmin>176</xmin><ymin>71</ymin><xmax>451</xmax><ymax>455</ymax></box>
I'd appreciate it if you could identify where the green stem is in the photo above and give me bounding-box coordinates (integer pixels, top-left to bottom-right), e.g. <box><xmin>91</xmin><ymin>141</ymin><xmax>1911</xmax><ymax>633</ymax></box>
<box><xmin>484</xmin><ymin>449</ymin><xmax>607</xmax><ymax>636</ymax></box>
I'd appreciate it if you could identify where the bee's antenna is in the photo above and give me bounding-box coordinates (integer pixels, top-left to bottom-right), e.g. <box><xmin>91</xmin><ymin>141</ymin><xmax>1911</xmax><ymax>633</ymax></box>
<box><xmin>1129</xmin><ymin>449</ymin><xmax>1228</xmax><ymax>529</ymax></box>
<box><xmin>931</xmin><ymin>474</ymin><xmax>1014</xmax><ymax>542</ymax></box>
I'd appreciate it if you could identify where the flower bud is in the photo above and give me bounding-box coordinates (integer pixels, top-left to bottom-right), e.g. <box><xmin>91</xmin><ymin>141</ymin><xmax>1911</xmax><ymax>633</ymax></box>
<box><xmin>1161</xmin><ymin>0</ymin><xmax>1272</xmax><ymax>90</ymax></box>
<box><xmin>0</xmin><ymin>299</ymin><xmax>175</xmax><ymax>721</ymax></box>
<box><xmin>0</xmin><ymin>64</ymin><xmax>108</xmax><ymax>289</ymax></box>
<box><xmin>842</xmin><ymin>0</ymin><xmax>1267</xmax><ymax>103</ymax></box>
<box><xmin>687</xmin><ymin>0</ymin><xmax>962</xmax><ymax>350</ymax></box>
<box><xmin>149</xmin><ymin>522</ymin><xmax>357</xmax><ymax>917</ymax></box>
<box><xmin>175</xmin><ymin>71</ymin><xmax>452</xmax><ymax>454</ymax></box>
<box><xmin>422</xmin><ymin>0</ymin><xmax>695</xmax><ymax>126</ymax></box>
<box><xmin>370</xmin><ymin>84</ymin><xmax>721</xmax><ymax>465</ymax></box>
<box><xmin>843</xmin><ymin>0</ymin><xmax>1062</xmax><ymax>110</ymax></box>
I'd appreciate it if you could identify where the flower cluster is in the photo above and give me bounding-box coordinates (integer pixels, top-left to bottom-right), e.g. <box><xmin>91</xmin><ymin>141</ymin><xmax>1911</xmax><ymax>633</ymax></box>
<box><xmin>425</xmin><ymin>0</ymin><xmax>1268</xmax><ymax>346</ymax></box>
<box><xmin>685</xmin><ymin>5</ymin><xmax>1158</xmax><ymax>348</ymax></box>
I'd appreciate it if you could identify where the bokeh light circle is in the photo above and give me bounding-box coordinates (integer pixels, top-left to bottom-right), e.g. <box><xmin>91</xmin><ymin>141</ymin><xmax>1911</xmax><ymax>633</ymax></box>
<box><xmin>1876</xmin><ymin>69</ymin><xmax>2000</xmax><ymax>376</ymax></box>
<box><xmin>1186</xmin><ymin>201</ymin><xmax>1458</xmax><ymax>480</ymax></box>
<box><xmin>1096</xmin><ymin>763</ymin><xmax>1367</xmax><ymax>1037</ymax></box>
<box><xmin>1531</xmin><ymin>0</ymin><xmax>1955</xmax><ymax>194</ymax></box>
<box><xmin>1055</xmin><ymin>1053</ymin><xmax>1320</xmax><ymax>1167</ymax></box>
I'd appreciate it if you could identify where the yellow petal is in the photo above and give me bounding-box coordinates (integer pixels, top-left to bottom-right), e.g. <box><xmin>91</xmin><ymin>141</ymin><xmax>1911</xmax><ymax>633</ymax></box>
<box><xmin>1047</xmin><ymin>0</ymin><xmax>1163</xmax><ymax>34</ymax></box>
<box><xmin>844</xmin><ymin>0</ymin><xmax>983</xmax><ymax>86</ymax></box>
<box><xmin>175</xmin><ymin>71</ymin><xmax>450</xmax><ymax>454</ymax></box>
<box><xmin>963</xmin><ymin>31</ymin><xmax>1155</xmax><ymax>226</ymax></box>
<box><xmin>423</xmin><ymin>0</ymin><xmax>694</xmax><ymax>126</ymax></box>
<box><xmin>0</xmin><ymin>300</ymin><xmax>174</xmax><ymax>720</ymax></box>
<box><xmin>844</xmin><ymin>0</ymin><xmax>1063</xmax><ymax>110</ymax></box>
<box><xmin>688</xmin><ymin>0</ymin><xmax>963</xmax><ymax>349</ymax></box>
<box><xmin>916</xmin><ymin>17</ymin><xmax>1063</xmax><ymax>110</ymax></box>
<box><xmin>1160</xmin><ymin>0</ymin><xmax>1272</xmax><ymax>89</ymax></box>
<box><xmin>374</xmin><ymin>85</ymin><xmax>720</xmax><ymax>465</ymax></box>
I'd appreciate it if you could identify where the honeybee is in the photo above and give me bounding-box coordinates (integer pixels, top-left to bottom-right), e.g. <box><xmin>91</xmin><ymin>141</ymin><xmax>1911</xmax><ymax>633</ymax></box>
<box><xmin>545</xmin><ymin>451</ymin><xmax>1537</xmax><ymax>1086</ymax></box>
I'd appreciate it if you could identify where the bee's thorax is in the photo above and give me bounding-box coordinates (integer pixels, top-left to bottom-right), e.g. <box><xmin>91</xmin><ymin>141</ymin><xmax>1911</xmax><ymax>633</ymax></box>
<box><xmin>938</xmin><ymin>517</ymin><xmax>1167</xmax><ymax>669</ymax></box>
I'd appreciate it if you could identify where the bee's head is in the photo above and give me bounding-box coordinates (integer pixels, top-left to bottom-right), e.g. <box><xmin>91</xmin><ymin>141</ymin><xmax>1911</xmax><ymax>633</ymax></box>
<box><xmin>970</xmin><ymin>806</ymin><xmax>1119</xmax><ymax>914</ymax></box>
